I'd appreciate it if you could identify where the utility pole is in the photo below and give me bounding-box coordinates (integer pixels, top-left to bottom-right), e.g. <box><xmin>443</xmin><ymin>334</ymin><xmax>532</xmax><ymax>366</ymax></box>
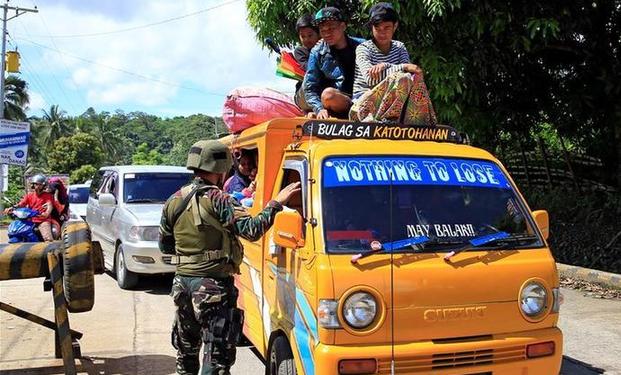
<box><xmin>0</xmin><ymin>1</ymin><xmax>38</xmax><ymax>212</ymax></box>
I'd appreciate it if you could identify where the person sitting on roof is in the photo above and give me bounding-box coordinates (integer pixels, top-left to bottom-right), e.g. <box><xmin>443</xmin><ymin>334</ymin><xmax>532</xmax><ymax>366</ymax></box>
<box><xmin>349</xmin><ymin>3</ymin><xmax>437</xmax><ymax>126</ymax></box>
<box><xmin>293</xmin><ymin>14</ymin><xmax>320</xmax><ymax>113</ymax></box>
<box><xmin>303</xmin><ymin>6</ymin><xmax>364</xmax><ymax>120</ymax></box>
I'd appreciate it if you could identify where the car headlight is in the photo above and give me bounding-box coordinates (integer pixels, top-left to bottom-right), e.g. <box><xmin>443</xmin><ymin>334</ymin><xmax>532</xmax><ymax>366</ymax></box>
<box><xmin>520</xmin><ymin>282</ymin><xmax>548</xmax><ymax>317</ymax></box>
<box><xmin>128</xmin><ymin>226</ymin><xmax>159</xmax><ymax>241</ymax></box>
<box><xmin>342</xmin><ymin>292</ymin><xmax>377</xmax><ymax>329</ymax></box>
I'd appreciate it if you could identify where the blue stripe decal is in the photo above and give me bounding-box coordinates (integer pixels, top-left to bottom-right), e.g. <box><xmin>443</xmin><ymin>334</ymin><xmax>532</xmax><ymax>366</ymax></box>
<box><xmin>294</xmin><ymin>306</ymin><xmax>315</xmax><ymax>375</ymax></box>
<box><xmin>296</xmin><ymin>288</ymin><xmax>319</xmax><ymax>344</ymax></box>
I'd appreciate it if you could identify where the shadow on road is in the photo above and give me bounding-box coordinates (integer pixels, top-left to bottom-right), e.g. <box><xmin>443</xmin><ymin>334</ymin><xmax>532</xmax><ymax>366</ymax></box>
<box><xmin>103</xmin><ymin>271</ymin><xmax>173</xmax><ymax>295</ymax></box>
<box><xmin>1</xmin><ymin>354</ymin><xmax>176</xmax><ymax>375</ymax></box>
<box><xmin>562</xmin><ymin>356</ymin><xmax>606</xmax><ymax>374</ymax></box>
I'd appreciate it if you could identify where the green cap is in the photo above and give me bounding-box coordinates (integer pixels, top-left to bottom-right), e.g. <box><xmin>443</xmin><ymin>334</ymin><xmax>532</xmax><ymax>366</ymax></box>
<box><xmin>186</xmin><ymin>140</ymin><xmax>232</xmax><ymax>174</ymax></box>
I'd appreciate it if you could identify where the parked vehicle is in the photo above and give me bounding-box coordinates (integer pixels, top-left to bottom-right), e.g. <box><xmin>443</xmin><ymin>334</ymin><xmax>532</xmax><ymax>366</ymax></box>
<box><xmin>219</xmin><ymin>118</ymin><xmax>562</xmax><ymax>375</ymax></box>
<box><xmin>86</xmin><ymin>165</ymin><xmax>192</xmax><ymax>289</ymax></box>
<box><xmin>68</xmin><ymin>182</ymin><xmax>90</xmax><ymax>221</ymax></box>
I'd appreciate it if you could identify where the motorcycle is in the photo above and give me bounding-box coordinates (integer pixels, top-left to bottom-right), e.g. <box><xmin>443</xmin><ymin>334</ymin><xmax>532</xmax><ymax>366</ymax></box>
<box><xmin>7</xmin><ymin>207</ymin><xmax>61</xmax><ymax>243</ymax></box>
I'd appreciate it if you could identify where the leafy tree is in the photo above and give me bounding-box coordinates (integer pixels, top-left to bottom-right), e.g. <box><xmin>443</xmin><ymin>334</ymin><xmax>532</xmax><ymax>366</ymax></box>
<box><xmin>48</xmin><ymin>132</ymin><xmax>103</xmax><ymax>174</ymax></box>
<box><xmin>78</xmin><ymin>108</ymin><xmax>130</xmax><ymax>164</ymax></box>
<box><xmin>247</xmin><ymin>0</ymin><xmax>621</xmax><ymax>187</ymax></box>
<box><xmin>132</xmin><ymin>143</ymin><xmax>163</xmax><ymax>165</ymax></box>
<box><xmin>3</xmin><ymin>75</ymin><xmax>29</xmax><ymax>121</ymax></box>
<box><xmin>162</xmin><ymin>114</ymin><xmax>228</xmax><ymax>165</ymax></box>
<box><xmin>70</xmin><ymin>164</ymin><xmax>97</xmax><ymax>184</ymax></box>
<box><xmin>40</xmin><ymin>104</ymin><xmax>74</xmax><ymax>149</ymax></box>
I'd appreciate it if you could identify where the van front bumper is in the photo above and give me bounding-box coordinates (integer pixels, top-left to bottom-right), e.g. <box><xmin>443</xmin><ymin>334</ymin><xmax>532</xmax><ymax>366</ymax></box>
<box><xmin>313</xmin><ymin>327</ymin><xmax>562</xmax><ymax>375</ymax></box>
<box><xmin>122</xmin><ymin>240</ymin><xmax>175</xmax><ymax>274</ymax></box>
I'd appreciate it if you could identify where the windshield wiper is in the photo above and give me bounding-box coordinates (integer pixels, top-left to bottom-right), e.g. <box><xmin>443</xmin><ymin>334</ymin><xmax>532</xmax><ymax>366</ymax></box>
<box><xmin>351</xmin><ymin>236</ymin><xmax>429</xmax><ymax>264</ymax></box>
<box><xmin>444</xmin><ymin>232</ymin><xmax>540</xmax><ymax>260</ymax></box>
<box><xmin>125</xmin><ymin>198</ymin><xmax>161</xmax><ymax>203</ymax></box>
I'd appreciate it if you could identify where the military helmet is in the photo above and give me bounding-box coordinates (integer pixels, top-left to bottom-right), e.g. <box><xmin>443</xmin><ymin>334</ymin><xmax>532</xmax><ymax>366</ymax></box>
<box><xmin>31</xmin><ymin>174</ymin><xmax>48</xmax><ymax>185</ymax></box>
<box><xmin>186</xmin><ymin>140</ymin><xmax>232</xmax><ymax>174</ymax></box>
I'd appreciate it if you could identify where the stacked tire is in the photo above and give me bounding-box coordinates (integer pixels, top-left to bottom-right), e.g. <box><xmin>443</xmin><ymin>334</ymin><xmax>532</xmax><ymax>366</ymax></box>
<box><xmin>61</xmin><ymin>221</ymin><xmax>97</xmax><ymax>313</ymax></box>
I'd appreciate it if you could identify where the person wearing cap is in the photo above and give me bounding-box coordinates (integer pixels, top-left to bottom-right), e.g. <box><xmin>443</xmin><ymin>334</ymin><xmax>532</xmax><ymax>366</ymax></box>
<box><xmin>293</xmin><ymin>14</ymin><xmax>320</xmax><ymax>112</ymax></box>
<box><xmin>159</xmin><ymin>140</ymin><xmax>300</xmax><ymax>375</ymax></box>
<box><xmin>303</xmin><ymin>6</ymin><xmax>364</xmax><ymax>119</ymax></box>
<box><xmin>349</xmin><ymin>2</ymin><xmax>437</xmax><ymax>125</ymax></box>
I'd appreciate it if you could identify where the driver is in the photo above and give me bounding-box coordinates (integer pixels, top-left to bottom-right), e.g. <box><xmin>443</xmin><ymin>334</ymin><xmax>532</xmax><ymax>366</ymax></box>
<box><xmin>3</xmin><ymin>174</ymin><xmax>55</xmax><ymax>241</ymax></box>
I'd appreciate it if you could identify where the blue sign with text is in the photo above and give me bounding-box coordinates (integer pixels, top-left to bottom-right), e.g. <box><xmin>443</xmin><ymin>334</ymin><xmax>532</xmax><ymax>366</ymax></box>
<box><xmin>322</xmin><ymin>157</ymin><xmax>511</xmax><ymax>189</ymax></box>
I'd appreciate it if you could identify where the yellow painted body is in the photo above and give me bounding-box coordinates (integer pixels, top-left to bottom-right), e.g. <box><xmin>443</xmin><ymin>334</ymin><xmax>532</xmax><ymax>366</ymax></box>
<box><xmin>220</xmin><ymin>118</ymin><xmax>562</xmax><ymax>375</ymax></box>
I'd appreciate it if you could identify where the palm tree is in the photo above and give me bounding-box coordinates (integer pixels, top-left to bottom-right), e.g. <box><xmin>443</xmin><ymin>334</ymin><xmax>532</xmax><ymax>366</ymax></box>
<box><xmin>3</xmin><ymin>75</ymin><xmax>30</xmax><ymax>121</ymax></box>
<box><xmin>41</xmin><ymin>104</ymin><xmax>73</xmax><ymax>149</ymax></box>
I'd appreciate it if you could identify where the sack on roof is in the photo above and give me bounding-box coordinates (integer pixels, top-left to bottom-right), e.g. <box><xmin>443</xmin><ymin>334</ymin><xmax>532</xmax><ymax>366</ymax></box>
<box><xmin>222</xmin><ymin>87</ymin><xmax>303</xmax><ymax>133</ymax></box>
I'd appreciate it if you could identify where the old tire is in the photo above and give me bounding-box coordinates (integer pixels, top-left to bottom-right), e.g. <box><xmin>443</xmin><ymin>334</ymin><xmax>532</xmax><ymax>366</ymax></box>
<box><xmin>115</xmin><ymin>244</ymin><xmax>138</xmax><ymax>290</ymax></box>
<box><xmin>269</xmin><ymin>336</ymin><xmax>296</xmax><ymax>375</ymax></box>
<box><xmin>62</xmin><ymin>221</ymin><xmax>95</xmax><ymax>313</ymax></box>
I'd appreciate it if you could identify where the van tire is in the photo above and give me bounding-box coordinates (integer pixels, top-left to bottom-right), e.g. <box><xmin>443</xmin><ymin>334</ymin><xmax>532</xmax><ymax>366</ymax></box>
<box><xmin>62</xmin><ymin>221</ymin><xmax>95</xmax><ymax>313</ymax></box>
<box><xmin>269</xmin><ymin>336</ymin><xmax>296</xmax><ymax>375</ymax></box>
<box><xmin>115</xmin><ymin>244</ymin><xmax>138</xmax><ymax>289</ymax></box>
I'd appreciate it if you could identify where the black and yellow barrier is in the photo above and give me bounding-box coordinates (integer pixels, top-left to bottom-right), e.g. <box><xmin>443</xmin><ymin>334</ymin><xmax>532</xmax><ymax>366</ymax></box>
<box><xmin>0</xmin><ymin>221</ymin><xmax>104</xmax><ymax>375</ymax></box>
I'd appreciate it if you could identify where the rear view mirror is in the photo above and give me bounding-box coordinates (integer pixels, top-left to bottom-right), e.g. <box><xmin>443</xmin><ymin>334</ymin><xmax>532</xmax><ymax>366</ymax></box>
<box><xmin>532</xmin><ymin>210</ymin><xmax>549</xmax><ymax>240</ymax></box>
<box><xmin>272</xmin><ymin>210</ymin><xmax>305</xmax><ymax>249</ymax></box>
<box><xmin>98</xmin><ymin>193</ymin><xmax>117</xmax><ymax>207</ymax></box>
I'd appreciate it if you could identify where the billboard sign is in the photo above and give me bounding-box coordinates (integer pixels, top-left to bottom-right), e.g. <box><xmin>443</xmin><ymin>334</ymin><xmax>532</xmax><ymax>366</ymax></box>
<box><xmin>0</xmin><ymin>119</ymin><xmax>30</xmax><ymax>166</ymax></box>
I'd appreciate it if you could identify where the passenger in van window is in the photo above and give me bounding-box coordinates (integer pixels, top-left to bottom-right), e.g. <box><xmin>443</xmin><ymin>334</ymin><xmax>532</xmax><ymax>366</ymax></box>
<box><xmin>224</xmin><ymin>151</ymin><xmax>256</xmax><ymax>195</ymax></box>
<box><xmin>303</xmin><ymin>6</ymin><xmax>364</xmax><ymax>120</ymax></box>
<box><xmin>349</xmin><ymin>2</ymin><xmax>437</xmax><ymax>126</ymax></box>
<box><xmin>293</xmin><ymin>14</ymin><xmax>320</xmax><ymax>113</ymax></box>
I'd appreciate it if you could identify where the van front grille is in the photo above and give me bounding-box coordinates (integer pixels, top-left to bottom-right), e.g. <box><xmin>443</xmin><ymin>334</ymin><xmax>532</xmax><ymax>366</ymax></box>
<box><xmin>377</xmin><ymin>345</ymin><xmax>526</xmax><ymax>373</ymax></box>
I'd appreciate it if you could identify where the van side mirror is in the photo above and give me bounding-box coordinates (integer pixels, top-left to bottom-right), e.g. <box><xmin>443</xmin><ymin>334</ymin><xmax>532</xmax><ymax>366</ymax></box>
<box><xmin>272</xmin><ymin>210</ymin><xmax>305</xmax><ymax>250</ymax></box>
<box><xmin>98</xmin><ymin>193</ymin><xmax>117</xmax><ymax>207</ymax></box>
<box><xmin>532</xmin><ymin>210</ymin><xmax>549</xmax><ymax>240</ymax></box>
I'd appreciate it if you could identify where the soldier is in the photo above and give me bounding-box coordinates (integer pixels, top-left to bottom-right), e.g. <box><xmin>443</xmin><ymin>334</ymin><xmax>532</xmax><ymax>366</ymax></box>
<box><xmin>159</xmin><ymin>140</ymin><xmax>300</xmax><ymax>375</ymax></box>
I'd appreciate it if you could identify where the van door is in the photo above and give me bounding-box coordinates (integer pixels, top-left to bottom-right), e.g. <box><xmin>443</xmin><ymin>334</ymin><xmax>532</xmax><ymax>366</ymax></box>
<box><xmin>263</xmin><ymin>158</ymin><xmax>316</xmax><ymax>371</ymax></box>
<box><xmin>86</xmin><ymin>169</ymin><xmax>108</xmax><ymax>240</ymax></box>
<box><xmin>99</xmin><ymin>172</ymin><xmax>120</xmax><ymax>246</ymax></box>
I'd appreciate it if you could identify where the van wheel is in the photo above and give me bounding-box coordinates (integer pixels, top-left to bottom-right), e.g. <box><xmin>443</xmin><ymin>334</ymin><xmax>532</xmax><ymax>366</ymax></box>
<box><xmin>115</xmin><ymin>245</ymin><xmax>138</xmax><ymax>289</ymax></box>
<box><xmin>269</xmin><ymin>336</ymin><xmax>296</xmax><ymax>375</ymax></box>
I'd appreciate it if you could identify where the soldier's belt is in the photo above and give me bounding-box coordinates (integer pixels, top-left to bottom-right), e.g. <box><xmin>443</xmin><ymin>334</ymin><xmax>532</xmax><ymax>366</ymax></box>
<box><xmin>170</xmin><ymin>250</ymin><xmax>227</xmax><ymax>265</ymax></box>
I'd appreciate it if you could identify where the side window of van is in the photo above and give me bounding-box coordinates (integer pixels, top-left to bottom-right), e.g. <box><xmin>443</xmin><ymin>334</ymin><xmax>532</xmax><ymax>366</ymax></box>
<box><xmin>281</xmin><ymin>169</ymin><xmax>304</xmax><ymax>218</ymax></box>
<box><xmin>89</xmin><ymin>169</ymin><xmax>107</xmax><ymax>198</ymax></box>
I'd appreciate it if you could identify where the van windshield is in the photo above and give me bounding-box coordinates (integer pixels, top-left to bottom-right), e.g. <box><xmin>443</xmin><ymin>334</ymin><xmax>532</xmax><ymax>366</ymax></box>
<box><xmin>321</xmin><ymin>156</ymin><xmax>543</xmax><ymax>253</ymax></box>
<box><xmin>124</xmin><ymin>172</ymin><xmax>192</xmax><ymax>203</ymax></box>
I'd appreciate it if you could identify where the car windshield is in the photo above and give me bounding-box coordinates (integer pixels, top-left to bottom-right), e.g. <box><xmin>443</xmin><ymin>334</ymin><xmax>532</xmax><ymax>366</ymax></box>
<box><xmin>123</xmin><ymin>172</ymin><xmax>191</xmax><ymax>203</ymax></box>
<box><xmin>68</xmin><ymin>187</ymin><xmax>89</xmax><ymax>203</ymax></box>
<box><xmin>321</xmin><ymin>156</ymin><xmax>543</xmax><ymax>253</ymax></box>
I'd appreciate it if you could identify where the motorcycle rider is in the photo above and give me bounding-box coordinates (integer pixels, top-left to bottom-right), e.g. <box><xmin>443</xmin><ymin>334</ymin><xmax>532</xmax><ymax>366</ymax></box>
<box><xmin>3</xmin><ymin>174</ymin><xmax>55</xmax><ymax>241</ymax></box>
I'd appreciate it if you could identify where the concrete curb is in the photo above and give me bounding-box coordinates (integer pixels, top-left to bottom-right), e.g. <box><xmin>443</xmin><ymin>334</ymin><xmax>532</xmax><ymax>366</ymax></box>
<box><xmin>558</xmin><ymin>263</ymin><xmax>621</xmax><ymax>289</ymax></box>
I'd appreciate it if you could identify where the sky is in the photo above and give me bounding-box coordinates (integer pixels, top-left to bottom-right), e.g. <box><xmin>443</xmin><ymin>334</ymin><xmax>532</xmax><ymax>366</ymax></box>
<box><xmin>8</xmin><ymin>0</ymin><xmax>293</xmax><ymax>118</ymax></box>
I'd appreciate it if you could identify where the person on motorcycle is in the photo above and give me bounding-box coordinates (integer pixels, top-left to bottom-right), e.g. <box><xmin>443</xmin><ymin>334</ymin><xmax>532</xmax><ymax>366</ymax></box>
<box><xmin>46</xmin><ymin>176</ymin><xmax>70</xmax><ymax>225</ymax></box>
<box><xmin>3</xmin><ymin>174</ymin><xmax>55</xmax><ymax>241</ymax></box>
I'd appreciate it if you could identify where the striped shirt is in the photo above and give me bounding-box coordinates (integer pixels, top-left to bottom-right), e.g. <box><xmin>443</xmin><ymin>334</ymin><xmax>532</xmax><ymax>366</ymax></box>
<box><xmin>353</xmin><ymin>40</ymin><xmax>410</xmax><ymax>97</ymax></box>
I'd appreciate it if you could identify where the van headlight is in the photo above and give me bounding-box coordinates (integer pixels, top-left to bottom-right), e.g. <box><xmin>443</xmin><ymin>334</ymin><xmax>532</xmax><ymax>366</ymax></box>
<box><xmin>128</xmin><ymin>226</ymin><xmax>159</xmax><ymax>241</ymax></box>
<box><xmin>520</xmin><ymin>282</ymin><xmax>548</xmax><ymax>317</ymax></box>
<box><xmin>342</xmin><ymin>292</ymin><xmax>377</xmax><ymax>329</ymax></box>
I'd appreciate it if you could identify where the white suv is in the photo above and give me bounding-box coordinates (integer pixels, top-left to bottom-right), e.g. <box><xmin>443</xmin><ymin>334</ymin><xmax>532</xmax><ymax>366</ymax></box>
<box><xmin>86</xmin><ymin>165</ymin><xmax>192</xmax><ymax>289</ymax></box>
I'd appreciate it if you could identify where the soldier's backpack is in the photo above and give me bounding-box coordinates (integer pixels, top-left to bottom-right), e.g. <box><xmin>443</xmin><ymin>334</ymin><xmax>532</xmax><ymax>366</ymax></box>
<box><xmin>171</xmin><ymin>185</ymin><xmax>244</xmax><ymax>273</ymax></box>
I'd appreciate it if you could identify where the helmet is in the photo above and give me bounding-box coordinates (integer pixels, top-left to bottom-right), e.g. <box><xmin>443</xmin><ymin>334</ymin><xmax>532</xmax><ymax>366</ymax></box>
<box><xmin>186</xmin><ymin>140</ymin><xmax>232</xmax><ymax>174</ymax></box>
<box><xmin>31</xmin><ymin>174</ymin><xmax>47</xmax><ymax>185</ymax></box>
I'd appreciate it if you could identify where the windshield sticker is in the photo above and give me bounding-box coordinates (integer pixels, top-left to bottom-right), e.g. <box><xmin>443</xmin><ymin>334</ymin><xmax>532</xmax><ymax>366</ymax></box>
<box><xmin>125</xmin><ymin>173</ymin><xmax>136</xmax><ymax>179</ymax></box>
<box><xmin>407</xmin><ymin>224</ymin><xmax>477</xmax><ymax>238</ymax></box>
<box><xmin>323</xmin><ymin>157</ymin><xmax>510</xmax><ymax>188</ymax></box>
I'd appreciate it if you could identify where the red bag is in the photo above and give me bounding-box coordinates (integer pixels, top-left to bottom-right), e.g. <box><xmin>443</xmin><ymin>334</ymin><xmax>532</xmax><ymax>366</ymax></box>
<box><xmin>222</xmin><ymin>87</ymin><xmax>303</xmax><ymax>133</ymax></box>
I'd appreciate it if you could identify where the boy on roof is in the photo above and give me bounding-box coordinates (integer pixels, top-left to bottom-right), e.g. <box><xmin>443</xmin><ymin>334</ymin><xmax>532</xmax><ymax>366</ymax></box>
<box><xmin>303</xmin><ymin>7</ymin><xmax>364</xmax><ymax>119</ymax></box>
<box><xmin>293</xmin><ymin>14</ymin><xmax>320</xmax><ymax>113</ymax></box>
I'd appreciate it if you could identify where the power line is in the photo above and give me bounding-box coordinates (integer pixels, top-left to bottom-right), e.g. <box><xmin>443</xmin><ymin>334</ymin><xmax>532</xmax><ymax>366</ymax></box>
<box><xmin>19</xmin><ymin>0</ymin><xmax>241</xmax><ymax>39</ymax></box>
<box><xmin>16</xmin><ymin>37</ymin><xmax>226</xmax><ymax>97</ymax></box>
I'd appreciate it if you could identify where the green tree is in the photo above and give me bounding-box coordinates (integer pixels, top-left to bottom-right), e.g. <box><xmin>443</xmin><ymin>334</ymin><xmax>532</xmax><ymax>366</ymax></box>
<box><xmin>40</xmin><ymin>104</ymin><xmax>74</xmax><ymax>149</ymax></box>
<box><xmin>132</xmin><ymin>143</ymin><xmax>163</xmax><ymax>165</ymax></box>
<box><xmin>70</xmin><ymin>164</ymin><xmax>97</xmax><ymax>184</ymax></box>
<box><xmin>247</xmin><ymin>0</ymin><xmax>621</xmax><ymax>187</ymax></box>
<box><xmin>48</xmin><ymin>132</ymin><xmax>103</xmax><ymax>174</ymax></box>
<box><xmin>162</xmin><ymin>114</ymin><xmax>228</xmax><ymax>165</ymax></box>
<box><xmin>3</xmin><ymin>75</ymin><xmax>30</xmax><ymax>121</ymax></box>
<box><xmin>78</xmin><ymin>108</ymin><xmax>130</xmax><ymax>164</ymax></box>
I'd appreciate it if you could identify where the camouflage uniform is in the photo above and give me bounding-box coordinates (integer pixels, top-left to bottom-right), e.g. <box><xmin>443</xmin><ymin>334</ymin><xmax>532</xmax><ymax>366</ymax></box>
<box><xmin>160</xmin><ymin>175</ymin><xmax>282</xmax><ymax>375</ymax></box>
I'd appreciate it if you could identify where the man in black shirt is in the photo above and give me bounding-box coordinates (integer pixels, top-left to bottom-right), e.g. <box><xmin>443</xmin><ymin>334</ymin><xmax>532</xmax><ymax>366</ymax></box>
<box><xmin>303</xmin><ymin>7</ymin><xmax>364</xmax><ymax>119</ymax></box>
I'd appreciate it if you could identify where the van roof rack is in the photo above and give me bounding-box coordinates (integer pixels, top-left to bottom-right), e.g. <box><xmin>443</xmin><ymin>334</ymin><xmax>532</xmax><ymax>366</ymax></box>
<box><xmin>300</xmin><ymin>120</ymin><xmax>466</xmax><ymax>144</ymax></box>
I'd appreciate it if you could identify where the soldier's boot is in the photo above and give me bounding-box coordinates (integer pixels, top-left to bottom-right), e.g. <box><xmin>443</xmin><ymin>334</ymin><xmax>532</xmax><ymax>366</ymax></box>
<box><xmin>176</xmin><ymin>355</ymin><xmax>200</xmax><ymax>375</ymax></box>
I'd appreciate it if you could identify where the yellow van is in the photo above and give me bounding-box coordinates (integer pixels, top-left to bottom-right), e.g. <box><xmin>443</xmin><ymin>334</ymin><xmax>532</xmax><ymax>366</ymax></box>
<box><xmin>220</xmin><ymin>118</ymin><xmax>561</xmax><ymax>375</ymax></box>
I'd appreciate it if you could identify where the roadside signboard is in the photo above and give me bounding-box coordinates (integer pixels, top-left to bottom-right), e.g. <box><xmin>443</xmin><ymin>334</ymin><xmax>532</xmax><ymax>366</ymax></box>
<box><xmin>0</xmin><ymin>119</ymin><xmax>30</xmax><ymax>166</ymax></box>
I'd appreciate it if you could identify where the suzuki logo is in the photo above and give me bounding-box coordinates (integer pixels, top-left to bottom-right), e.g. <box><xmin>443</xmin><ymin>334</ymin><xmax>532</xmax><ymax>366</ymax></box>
<box><xmin>423</xmin><ymin>306</ymin><xmax>487</xmax><ymax>322</ymax></box>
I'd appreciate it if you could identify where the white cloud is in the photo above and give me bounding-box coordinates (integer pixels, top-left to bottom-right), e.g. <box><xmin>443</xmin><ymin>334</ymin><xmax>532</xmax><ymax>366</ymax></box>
<box><xmin>26</xmin><ymin>91</ymin><xmax>47</xmax><ymax>115</ymax></box>
<box><xmin>12</xmin><ymin>0</ymin><xmax>291</xmax><ymax>113</ymax></box>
